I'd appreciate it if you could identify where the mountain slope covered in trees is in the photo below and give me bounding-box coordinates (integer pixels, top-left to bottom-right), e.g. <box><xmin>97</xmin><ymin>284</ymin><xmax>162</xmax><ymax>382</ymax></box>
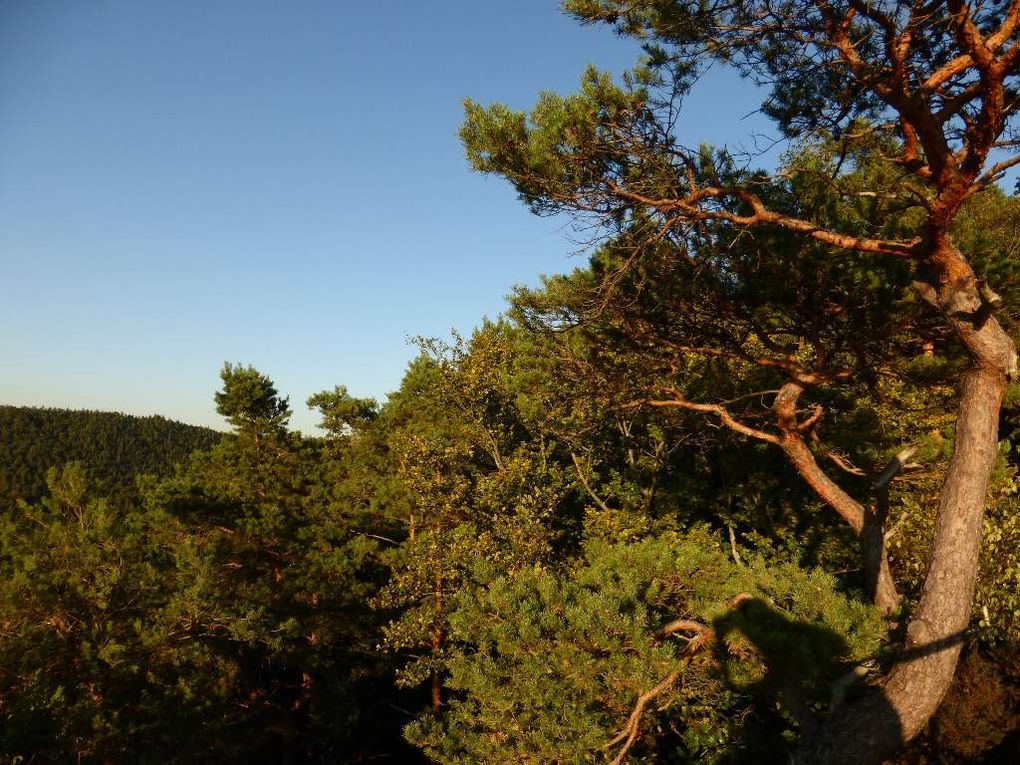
<box><xmin>0</xmin><ymin>406</ymin><xmax>221</xmax><ymax>504</ymax></box>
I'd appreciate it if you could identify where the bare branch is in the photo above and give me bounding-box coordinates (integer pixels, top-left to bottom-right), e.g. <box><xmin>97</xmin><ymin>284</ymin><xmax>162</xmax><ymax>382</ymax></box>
<box><xmin>976</xmin><ymin>153</ymin><xmax>1020</xmax><ymax>186</ymax></box>
<box><xmin>608</xmin><ymin>603</ymin><xmax>736</xmax><ymax>763</ymax></box>
<box><xmin>570</xmin><ymin>451</ymin><xmax>615</xmax><ymax>513</ymax></box>
<box><xmin>872</xmin><ymin>446</ymin><xmax>920</xmax><ymax>492</ymax></box>
<box><xmin>641</xmin><ymin>393</ymin><xmax>781</xmax><ymax>444</ymax></box>
<box><xmin>653</xmin><ymin>618</ymin><xmax>711</xmax><ymax>642</ymax></box>
<box><xmin>821</xmin><ymin>446</ymin><xmax>868</xmax><ymax>477</ymax></box>
<box><xmin>728</xmin><ymin>525</ymin><xmax>745</xmax><ymax>567</ymax></box>
<box><xmin>606</xmin><ymin>668</ymin><xmax>681</xmax><ymax>765</ymax></box>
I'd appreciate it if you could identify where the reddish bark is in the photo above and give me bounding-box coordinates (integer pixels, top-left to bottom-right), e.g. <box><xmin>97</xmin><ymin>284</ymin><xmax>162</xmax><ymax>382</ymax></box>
<box><xmin>774</xmin><ymin>384</ymin><xmax>902</xmax><ymax>614</ymax></box>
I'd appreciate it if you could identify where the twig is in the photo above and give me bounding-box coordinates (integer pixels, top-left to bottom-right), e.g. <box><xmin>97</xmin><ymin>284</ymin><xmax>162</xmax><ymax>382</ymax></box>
<box><xmin>359</xmin><ymin>532</ymin><xmax>399</xmax><ymax>546</ymax></box>
<box><xmin>728</xmin><ymin>526</ymin><xmax>744</xmax><ymax>567</ymax></box>
<box><xmin>883</xmin><ymin>513</ymin><xmax>910</xmax><ymax>544</ymax></box>
<box><xmin>570</xmin><ymin>451</ymin><xmax>614</xmax><ymax>513</ymax></box>
<box><xmin>819</xmin><ymin>444</ymin><xmax>867</xmax><ymax>477</ymax></box>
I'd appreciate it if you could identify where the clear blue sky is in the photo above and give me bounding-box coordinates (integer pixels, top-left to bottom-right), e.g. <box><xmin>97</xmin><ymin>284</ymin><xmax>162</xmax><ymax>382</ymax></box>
<box><xmin>0</xmin><ymin>0</ymin><xmax>775</xmax><ymax>432</ymax></box>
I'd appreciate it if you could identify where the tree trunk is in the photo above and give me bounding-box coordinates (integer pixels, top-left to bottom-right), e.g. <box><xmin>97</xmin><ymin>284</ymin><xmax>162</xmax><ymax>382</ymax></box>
<box><xmin>801</xmin><ymin>241</ymin><xmax>1017</xmax><ymax>764</ymax></box>
<box><xmin>774</xmin><ymin>386</ymin><xmax>901</xmax><ymax>614</ymax></box>
<box><xmin>862</xmin><ymin>483</ymin><xmax>901</xmax><ymax>618</ymax></box>
<box><xmin>431</xmin><ymin>627</ymin><xmax>444</xmax><ymax>712</ymax></box>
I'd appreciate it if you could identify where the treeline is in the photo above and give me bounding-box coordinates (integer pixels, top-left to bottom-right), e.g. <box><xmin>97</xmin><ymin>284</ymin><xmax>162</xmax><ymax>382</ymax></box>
<box><xmin>0</xmin><ymin>406</ymin><xmax>221</xmax><ymax>504</ymax></box>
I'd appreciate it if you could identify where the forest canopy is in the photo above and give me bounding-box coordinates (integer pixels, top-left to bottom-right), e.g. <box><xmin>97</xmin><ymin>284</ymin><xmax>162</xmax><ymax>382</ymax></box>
<box><xmin>0</xmin><ymin>406</ymin><xmax>220</xmax><ymax>504</ymax></box>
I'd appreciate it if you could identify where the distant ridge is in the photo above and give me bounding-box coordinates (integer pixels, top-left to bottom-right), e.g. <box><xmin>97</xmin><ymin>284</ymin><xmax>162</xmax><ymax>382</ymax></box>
<box><xmin>0</xmin><ymin>405</ymin><xmax>221</xmax><ymax>503</ymax></box>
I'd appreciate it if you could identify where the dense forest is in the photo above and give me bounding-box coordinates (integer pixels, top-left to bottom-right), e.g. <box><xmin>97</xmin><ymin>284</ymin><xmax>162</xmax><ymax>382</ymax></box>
<box><xmin>0</xmin><ymin>406</ymin><xmax>221</xmax><ymax>504</ymax></box>
<box><xmin>4</xmin><ymin>1</ymin><xmax>1020</xmax><ymax>763</ymax></box>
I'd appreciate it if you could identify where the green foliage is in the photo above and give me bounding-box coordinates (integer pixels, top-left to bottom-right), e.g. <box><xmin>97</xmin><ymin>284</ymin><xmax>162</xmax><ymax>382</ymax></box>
<box><xmin>462</xmin><ymin>67</ymin><xmax>655</xmax><ymax>215</ymax></box>
<box><xmin>0</xmin><ymin>369</ymin><xmax>412</xmax><ymax>763</ymax></box>
<box><xmin>372</xmin><ymin>327</ymin><xmax>578</xmax><ymax>698</ymax></box>
<box><xmin>6</xmin><ymin>296</ymin><xmax>1015</xmax><ymax>760</ymax></box>
<box><xmin>409</xmin><ymin>529</ymin><xmax>883</xmax><ymax>764</ymax></box>
<box><xmin>307</xmin><ymin>385</ymin><xmax>378</xmax><ymax>439</ymax></box>
<box><xmin>215</xmin><ymin>362</ymin><xmax>291</xmax><ymax>438</ymax></box>
<box><xmin>134</xmin><ymin>367</ymin><xmax>394</xmax><ymax>760</ymax></box>
<box><xmin>0</xmin><ymin>464</ymin><xmax>192</xmax><ymax>760</ymax></box>
<box><xmin>0</xmin><ymin>405</ymin><xmax>220</xmax><ymax>504</ymax></box>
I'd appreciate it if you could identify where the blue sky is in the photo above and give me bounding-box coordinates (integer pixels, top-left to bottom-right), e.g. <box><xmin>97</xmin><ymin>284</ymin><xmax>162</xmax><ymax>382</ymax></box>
<box><xmin>0</xmin><ymin>1</ymin><xmax>775</xmax><ymax>432</ymax></box>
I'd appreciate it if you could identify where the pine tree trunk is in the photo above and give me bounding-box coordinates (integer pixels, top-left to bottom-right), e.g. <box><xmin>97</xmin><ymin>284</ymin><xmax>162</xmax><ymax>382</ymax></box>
<box><xmin>801</xmin><ymin>241</ymin><xmax>1018</xmax><ymax>764</ymax></box>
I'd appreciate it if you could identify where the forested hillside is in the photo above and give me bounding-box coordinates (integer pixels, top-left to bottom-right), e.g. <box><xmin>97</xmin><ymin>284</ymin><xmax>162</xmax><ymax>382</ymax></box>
<box><xmin>0</xmin><ymin>406</ymin><xmax>221</xmax><ymax>503</ymax></box>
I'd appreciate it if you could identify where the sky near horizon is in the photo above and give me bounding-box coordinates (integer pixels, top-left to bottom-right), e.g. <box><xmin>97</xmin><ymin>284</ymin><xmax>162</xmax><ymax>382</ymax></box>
<box><xmin>0</xmin><ymin>1</ymin><xmax>776</xmax><ymax>433</ymax></box>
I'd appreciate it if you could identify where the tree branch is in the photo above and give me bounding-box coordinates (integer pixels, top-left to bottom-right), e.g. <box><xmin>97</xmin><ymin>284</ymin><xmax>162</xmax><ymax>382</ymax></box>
<box><xmin>641</xmin><ymin>393</ymin><xmax>780</xmax><ymax>444</ymax></box>
<box><xmin>570</xmin><ymin>451</ymin><xmax>615</xmax><ymax>513</ymax></box>
<box><xmin>606</xmin><ymin>668</ymin><xmax>681</xmax><ymax>765</ymax></box>
<box><xmin>606</xmin><ymin>181</ymin><xmax>921</xmax><ymax>258</ymax></box>
<box><xmin>653</xmin><ymin>618</ymin><xmax>711</xmax><ymax>643</ymax></box>
<box><xmin>728</xmin><ymin>525</ymin><xmax>745</xmax><ymax>567</ymax></box>
<box><xmin>872</xmin><ymin>445</ymin><xmax>920</xmax><ymax>492</ymax></box>
<box><xmin>608</xmin><ymin>612</ymin><xmax>724</xmax><ymax>763</ymax></box>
